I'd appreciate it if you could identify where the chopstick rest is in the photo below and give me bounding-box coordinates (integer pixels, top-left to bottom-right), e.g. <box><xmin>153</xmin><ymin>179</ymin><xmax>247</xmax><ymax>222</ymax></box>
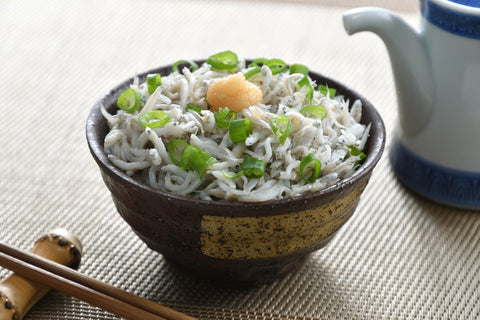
<box><xmin>0</xmin><ymin>228</ymin><xmax>82</xmax><ymax>320</ymax></box>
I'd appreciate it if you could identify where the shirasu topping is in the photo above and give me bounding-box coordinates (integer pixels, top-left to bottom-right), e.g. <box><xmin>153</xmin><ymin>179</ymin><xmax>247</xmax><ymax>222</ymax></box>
<box><xmin>102</xmin><ymin>51</ymin><xmax>370</xmax><ymax>202</ymax></box>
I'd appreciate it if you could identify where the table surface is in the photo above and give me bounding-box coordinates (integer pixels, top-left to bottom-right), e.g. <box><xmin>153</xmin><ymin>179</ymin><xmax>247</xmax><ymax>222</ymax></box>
<box><xmin>1</xmin><ymin>0</ymin><xmax>479</xmax><ymax>319</ymax></box>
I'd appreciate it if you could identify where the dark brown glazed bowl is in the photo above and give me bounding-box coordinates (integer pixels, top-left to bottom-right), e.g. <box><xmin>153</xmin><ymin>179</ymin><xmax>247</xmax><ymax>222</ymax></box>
<box><xmin>86</xmin><ymin>61</ymin><xmax>385</xmax><ymax>286</ymax></box>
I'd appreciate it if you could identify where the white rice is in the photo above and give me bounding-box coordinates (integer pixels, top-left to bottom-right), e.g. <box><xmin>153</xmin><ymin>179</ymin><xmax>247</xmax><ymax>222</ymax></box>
<box><xmin>102</xmin><ymin>58</ymin><xmax>370</xmax><ymax>202</ymax></box>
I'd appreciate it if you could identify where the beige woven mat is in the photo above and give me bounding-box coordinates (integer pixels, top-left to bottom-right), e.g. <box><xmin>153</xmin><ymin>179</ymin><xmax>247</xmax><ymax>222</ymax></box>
<box><xmin>1</xmin><ymin>0</ymin><xmax>479</xmax><ymax>319</ymax></box>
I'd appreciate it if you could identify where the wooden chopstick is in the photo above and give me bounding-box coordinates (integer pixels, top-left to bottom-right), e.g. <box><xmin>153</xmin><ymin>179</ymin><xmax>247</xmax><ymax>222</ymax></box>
<box><xmin>0</xmin><ymin>241</ymin><xmax>197</xmax><ymax>320</ymax></box>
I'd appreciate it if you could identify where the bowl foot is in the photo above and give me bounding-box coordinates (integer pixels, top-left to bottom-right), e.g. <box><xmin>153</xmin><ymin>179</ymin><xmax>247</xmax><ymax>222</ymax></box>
<box><xmin>161</xmin><ymin>253</ymin><xmax>310</xmax><ymax>288</ymax></box>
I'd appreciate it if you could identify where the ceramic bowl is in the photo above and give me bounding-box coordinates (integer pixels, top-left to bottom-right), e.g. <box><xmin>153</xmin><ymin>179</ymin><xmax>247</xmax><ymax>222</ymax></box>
<box><xmin>86</xmin><ymin>61</ymin><xmax>386</xmax><ymax>285</ymax></box>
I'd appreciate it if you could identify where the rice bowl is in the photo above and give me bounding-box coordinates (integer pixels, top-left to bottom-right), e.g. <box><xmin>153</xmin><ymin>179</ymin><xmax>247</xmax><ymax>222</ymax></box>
<box><xmin>86</xmin><ymin>52</ymin><xmax>385</xmax><ymax>285</ymax></box>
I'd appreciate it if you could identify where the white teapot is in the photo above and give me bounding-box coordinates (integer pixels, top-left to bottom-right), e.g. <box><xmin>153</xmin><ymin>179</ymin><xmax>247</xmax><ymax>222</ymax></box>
<box><xmin>343</xmin><ymin>0</ymin><xmax>480</xmax><ymax>209</ymax></box>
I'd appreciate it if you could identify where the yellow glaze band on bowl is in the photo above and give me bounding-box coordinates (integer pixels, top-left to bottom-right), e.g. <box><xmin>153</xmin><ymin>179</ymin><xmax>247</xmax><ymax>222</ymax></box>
<box><xmin>200</xmin><ymin>183</ymin><xmax>366</xmax><ymax>260</ymax></box>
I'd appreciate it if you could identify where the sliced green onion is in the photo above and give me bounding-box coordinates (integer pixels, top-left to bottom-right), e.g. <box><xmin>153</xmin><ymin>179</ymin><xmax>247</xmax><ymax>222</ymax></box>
<box><xmin>265</xmin><ymin>58</ymin><xmax>287</xmax><ymax>74</ymax></box>
<box><xmin>318</xmin><ymin>84</ymin><xmax>337</xmax><ymax>98</ymax></box>
<box><xmin>207</xmin><ymin>50</ymin><xmax>239</xmax><ymax>71</ymax></box>
<box><xmin>214</xmin><ymin>107</ymin><xmax>237</xmax><ymax>128</ymax></box>
<box><xmin>297</xmin><ymin>76</ymin><xmax>313</xmax><ymax>101</ymax></box>
<box><xmin>241</xmin><ymin>155</ymin><xmax>266</xmax><ymax>178</ymax></box>
<box><xmin>248</xmin><ymin>58</ymin><xmax>287</xmax><ymax>75</ymax></box>
<box><xmin>171</xmin><ymin>60</ymin><xmax>199</xmax><ymax>73</ymax></box>
<box><xmin>181</xmin><ymin>145</ymin><xmax>217</xmax><ymax>178</ymax></box>
<box><xmin>117</xmin><ymin>88</ymin><xmax>142</xmax><ymax>113</ymax></box>
<box><xmin>300</xmin><ymin>153</ymin><xmax>321</xmax><ymax>183</ymax></box>
<box><xmin>248</xmin><ymin>58</ymin><xmax>268</xmax><ymax>68</ymax></box>
<box><xmin>146</xmin><ymin>73</ymin><xmax>162</xmax><ymax>94</ymax></box>
<box><xmin>298</xmin><ymin>80</ymin><xmax>314</xmax><ymax>101</ymax></box>
<box><xmin>222</xmin><ymin>156</ymin><xmax>266</xmax><ymax>179</ymax></box>
<box><xmin>296</xmin><ymin>76</ymin><xmax>311</xmax><ymax>88</ymax></box>
<box><xmin>300</xmin><ymin>104</ymin><xmax>327</xmax><ymax>120</ymax></box>
<box><xmin>290</xmin><ymin>64</ymin><xmax>309</xmax><ymax>76</ymax></box>
<box><xmin>168</xmin><ymin>139</ymin><xmax>217</xmax><ymax>177</ymax></box>
<box><xmin>270</xmin><ymin>115</ymin><xmax>292</xmax><ymax>145</ymax></box>
<box><xmin>290</xmin><ymin>64</ymin><xmax>313</xmax><ymax>101</ymax></box>
<box><xmin>167</xmin><ymin>139</ymin><xmax>190</xmax><ymax>169</ymax></box>
<box><xmin>187</xmin><ymin>103</ymin><xmax>202</xmax><ymax>114</ymax></box>
<box><xmin>138</xmin><ymin>110</ymin><xmax>170</xmax><ymax>129</ymax></box>
<box><xmin>348</xmin><ymin>145</ymin><xmax>367</xmax><ymax>164</ymax></box>
<box><xmin>222</xmin><ymin>170</ymin><xmax>244</xmax><ymax>179</ymax></box>
<box><xmin>243</xmin><ymin>66</ymin><xmax>261</xmax><ymax>79</ymax></box>
<box><xmin>229</xmin><ymin>118</ymin><xmax>252</xmax><ymax>143</ymax></box>
<box><xmin>305</xmin><ymin>85</ymin><xmax>314</xmax><ymax>101</ymax></box>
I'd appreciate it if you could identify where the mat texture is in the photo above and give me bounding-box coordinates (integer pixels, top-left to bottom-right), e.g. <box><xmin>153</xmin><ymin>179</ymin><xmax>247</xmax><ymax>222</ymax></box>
<box><xmin>1</xmin><ymin>0</ymin><xmax>479</xmax><ymax>319</ymax></box>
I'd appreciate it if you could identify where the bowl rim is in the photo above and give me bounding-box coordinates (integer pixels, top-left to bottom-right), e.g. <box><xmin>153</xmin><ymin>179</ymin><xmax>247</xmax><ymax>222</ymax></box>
<box><xmin>86</xmin><ymin>60</ymin><xmax>386</xmax><ymax>210</ymax></box>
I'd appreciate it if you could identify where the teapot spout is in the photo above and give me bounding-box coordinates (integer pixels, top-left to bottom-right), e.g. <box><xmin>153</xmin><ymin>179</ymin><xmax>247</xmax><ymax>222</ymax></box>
<box><xmin>343</xmin><ymin>7</ymin><xmax>433</xmax><ymax>136</ymax></box>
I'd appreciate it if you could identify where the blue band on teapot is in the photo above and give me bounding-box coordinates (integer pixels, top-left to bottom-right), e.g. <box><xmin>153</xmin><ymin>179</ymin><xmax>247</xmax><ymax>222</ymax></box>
<box><xmin>421</xmin><ymin>0</ymin><xmax>480</xmax><ymax>39</ymax></box>
<box><xmin>390</xmin><ymin>136</ymin><xmax>480</xmax><ymax>209</ymax></box>
<box><xmin>448</xmin><ymin>0</ymin><xmax>480</xmax><ymax>8</ymax></box>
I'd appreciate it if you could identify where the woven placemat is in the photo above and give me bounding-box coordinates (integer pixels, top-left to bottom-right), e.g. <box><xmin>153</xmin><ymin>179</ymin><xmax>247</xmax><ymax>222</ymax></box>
<box><xmin>1</xmin><ymin>0</ymin><xmax>479</xmax><ymax>319</ymax></box>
